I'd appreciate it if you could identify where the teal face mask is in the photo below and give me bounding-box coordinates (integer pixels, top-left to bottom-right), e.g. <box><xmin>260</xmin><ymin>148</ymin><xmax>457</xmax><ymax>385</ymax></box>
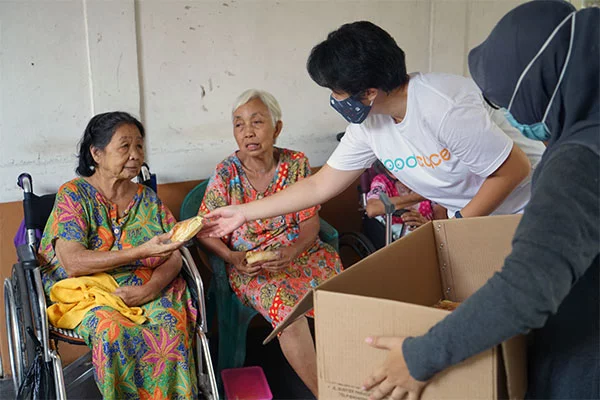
<box><xmin>503</xmin><ymin>11</ymin><xmax>576</xmax><ymax>142</ymax></box>
<box><xmin>503</xmin><ymin>109</ymin><xmax>551</xmax><ymax>141</ymax></box>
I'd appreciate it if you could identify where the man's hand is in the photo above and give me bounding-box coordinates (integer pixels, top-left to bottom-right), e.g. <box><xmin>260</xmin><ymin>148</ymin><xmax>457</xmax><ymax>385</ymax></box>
<box><xmin>200</xmin><ymin>205</ymin><xmax>246</xmax><ymax>238</ymax></box>
<box><xmin>363</xmin><ymin>336</ymin><xmax>429</xmax><ymax>400</ymax></box>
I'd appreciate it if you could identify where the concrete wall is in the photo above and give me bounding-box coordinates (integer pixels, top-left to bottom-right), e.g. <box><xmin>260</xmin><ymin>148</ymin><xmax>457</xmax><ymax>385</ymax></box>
<box><xmin>1</xmin><ymin>0</ymin><xmax>524</xmax><ymax>202</ymax></box>
<box><xmin>0</xmin><ymin>0</ymin><xmax>525</xmax><ymax>374</ymax></box>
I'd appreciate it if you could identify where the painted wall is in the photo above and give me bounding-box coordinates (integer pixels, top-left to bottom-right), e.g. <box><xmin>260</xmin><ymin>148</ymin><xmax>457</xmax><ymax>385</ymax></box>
<box><xmin>1</xmin><ymin>0</ymin><xmax>524</xmax><ymax>202</ymax></box>
<box><xmin>0</xmin><ymin>0</ymin><xmax>525</xmax><ymax>375</ymax></box>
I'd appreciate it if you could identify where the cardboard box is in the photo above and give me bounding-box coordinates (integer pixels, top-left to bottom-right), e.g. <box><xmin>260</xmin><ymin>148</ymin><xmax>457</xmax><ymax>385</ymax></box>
<box><xmin>265</xmin><ymin>215</ymin><xmax>526</xmax><ymax>399</ymax></box>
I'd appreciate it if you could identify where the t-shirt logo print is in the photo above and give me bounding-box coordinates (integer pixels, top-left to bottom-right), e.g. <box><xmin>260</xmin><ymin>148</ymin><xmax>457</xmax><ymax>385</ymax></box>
<box><xmin>383</xmin><ymin>148</ymin><xmax>452</xmax><ymax>172</ymax></box>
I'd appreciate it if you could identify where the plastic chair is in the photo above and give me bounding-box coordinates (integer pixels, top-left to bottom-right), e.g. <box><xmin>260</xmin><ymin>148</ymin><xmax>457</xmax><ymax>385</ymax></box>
<box><xmin>180</xmin><ymin>180</ymin><xmax>339</xmax><ymax>376</ymax></box>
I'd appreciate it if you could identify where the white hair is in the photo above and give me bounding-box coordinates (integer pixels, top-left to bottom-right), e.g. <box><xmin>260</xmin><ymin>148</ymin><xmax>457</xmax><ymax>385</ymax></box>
<box><xmin>232</xmin><ymin>89</ymin><xmax>282</xmax><ymax>127</ymax></box>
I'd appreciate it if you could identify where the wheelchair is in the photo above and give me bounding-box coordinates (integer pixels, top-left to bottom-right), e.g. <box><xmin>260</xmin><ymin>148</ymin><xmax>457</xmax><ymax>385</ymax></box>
<box><xmin>4</xmin><ymin>165</ymin><xmax>218</xmax><ymax>399</ymax></box>
<box><xmin>337</xmin><ymin>160</ymin><xmax>409</xmax><ymax>266</ymax></box>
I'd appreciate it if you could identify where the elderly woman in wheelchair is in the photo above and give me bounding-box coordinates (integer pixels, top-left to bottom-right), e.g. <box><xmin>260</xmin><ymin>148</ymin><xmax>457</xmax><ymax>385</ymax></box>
<box><xmin>38</xmin><ymin>111</ymin><xmax>200</xmax><ymax>399</ymax></box>
<box><xmin>365</xmin><ymin>161</ymin><xmax>447</xmax><ymax>242</ymax></box>
<box><xmin>198</xmin><ymin>89</ymin><xmax>343</xmax><ymax>396</ymax></box>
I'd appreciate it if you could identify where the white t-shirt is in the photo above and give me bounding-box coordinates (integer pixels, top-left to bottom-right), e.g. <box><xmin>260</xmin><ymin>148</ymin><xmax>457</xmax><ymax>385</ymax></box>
<box><xmin>327</xmin><ymin>72</ymin><xmax>546</xmax><ymax>216</ymax></box>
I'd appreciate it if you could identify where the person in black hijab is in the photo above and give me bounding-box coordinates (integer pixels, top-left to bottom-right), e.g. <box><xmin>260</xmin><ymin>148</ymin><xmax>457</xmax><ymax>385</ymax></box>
<box><xmin>362</xmin><ymin>2</ymin><xmax>599</xmax><ymax>399</ymax></box>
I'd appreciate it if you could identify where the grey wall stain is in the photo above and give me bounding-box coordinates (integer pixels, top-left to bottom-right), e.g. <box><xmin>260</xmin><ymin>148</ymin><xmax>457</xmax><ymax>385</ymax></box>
<box><xmin>168</xmin><ymin>124</ymin><xmax>182</xmax><ymax>134</ymax></box>
<box><xmin>116</xmin><ymin>52</ymin><xmax>123</xmax><ymax>90</ymax></box>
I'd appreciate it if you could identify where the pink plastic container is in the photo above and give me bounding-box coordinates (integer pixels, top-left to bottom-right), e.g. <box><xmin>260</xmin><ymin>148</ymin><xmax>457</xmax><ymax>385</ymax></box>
<box><xmin>221</xmin><ymin>366</ymin><xmax>273</xmax><ymax>400</ymax></box>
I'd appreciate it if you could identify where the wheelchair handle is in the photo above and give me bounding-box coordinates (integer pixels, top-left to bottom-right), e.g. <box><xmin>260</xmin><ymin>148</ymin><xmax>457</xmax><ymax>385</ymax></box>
<box><xmin>378</xmin><ymin>192</ymin><xmax>396</xmax><ymax>215</ymax></box>
<box><xmin>379</xmin><ymin>192</ymin><xmax>396</xmax><ymax>246</ymax></box>
<box><xmin>360</xmin><ymin>173</ymin><xmax>371</xmax><ymax>195</ymax></box>
<box><xmin>17</xmin><ymin>173</ymin><xmax>33</xmax><ymax>194</ymax></box>
<box><xmin>140</xmin><ymin>163</ymin><xmax>151</xmax><ymax>183</ymax></box>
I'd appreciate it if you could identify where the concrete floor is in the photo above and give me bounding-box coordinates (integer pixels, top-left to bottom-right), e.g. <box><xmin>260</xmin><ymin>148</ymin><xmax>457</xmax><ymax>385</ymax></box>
<box><xmin>0</xmin><ymin>321</ymin><xmax>314</xmax><ymax>400</ymax></box>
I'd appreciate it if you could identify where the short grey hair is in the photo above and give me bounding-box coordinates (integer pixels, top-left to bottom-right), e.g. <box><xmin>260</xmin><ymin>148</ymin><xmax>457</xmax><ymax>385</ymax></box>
<box><xmin>232</xmin><ymin>89</ymin><xmax>282</xmax><ymax>127</ymax></box>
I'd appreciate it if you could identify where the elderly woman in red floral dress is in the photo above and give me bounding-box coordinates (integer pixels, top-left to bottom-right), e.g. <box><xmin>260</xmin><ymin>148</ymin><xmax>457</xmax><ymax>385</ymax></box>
<box><xmin>198</xmin><ymin>89</ymin><xmax>342</xmax><ymax>396</ymax></box>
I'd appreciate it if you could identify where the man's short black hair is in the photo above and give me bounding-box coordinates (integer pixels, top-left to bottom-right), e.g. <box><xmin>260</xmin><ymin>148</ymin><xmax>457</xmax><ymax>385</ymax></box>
<box><xmin>307</xmin><ymin>21</ymin><xmax>409</xmax><ymax>97</ymax></box>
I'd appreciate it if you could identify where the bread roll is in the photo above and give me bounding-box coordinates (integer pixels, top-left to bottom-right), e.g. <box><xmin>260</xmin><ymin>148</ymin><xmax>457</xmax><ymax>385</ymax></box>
<box><xmin>171</xmin><ymin>216</ymin><xmax>204</xmax><ymax>242</ymax></box>
<box><xmin>432</xmin><ymin>299</ymin><xmax>461</xmax><ymax>312</ymax></box>
<box><xmin>245</xmin><ymin>250</ymin><xmax>279</xmax><ymax>265</ymax></box>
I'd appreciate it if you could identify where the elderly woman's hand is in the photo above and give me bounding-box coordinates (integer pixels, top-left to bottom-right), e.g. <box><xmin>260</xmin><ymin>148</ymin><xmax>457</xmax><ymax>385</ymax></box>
<box><xmin>363</xmin><ymin>336</ymin><xmax>429</xmax><ymax>400</ymax></box>
<box><xmin>261</xmin><ymin>247</ymin><xmax>297</xmax><ymax>273</ymax></box>
<box><xmin>228</xmin><ymin>251</ymin><xmax>262</xmax><ymax>277</ymax></box>
<box><xmin>139</xmin><ymin>232</ymin><xmax>184</xmax><ymax>259</ymax></box>
<box><xmin>115</xmin><ymin>284</ymin><xmax>157</xmax><ymax>307</ymax></box>
<box><xmin>401</xmin><ymin>211</ymin><xmax>429</xmax><ymax>230</ymax></box>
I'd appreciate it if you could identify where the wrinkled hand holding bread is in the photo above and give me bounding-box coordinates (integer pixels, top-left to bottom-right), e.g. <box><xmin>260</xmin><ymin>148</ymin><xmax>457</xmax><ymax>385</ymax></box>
<box><xmin>245</xmin><ymin>250</ymin><xmax>279</xmax><ymax>265</ymax></box>
<box><xmin>170</xmin><ymin>216</ymin><xmax>204</xmax><ymax>242</ymax></box>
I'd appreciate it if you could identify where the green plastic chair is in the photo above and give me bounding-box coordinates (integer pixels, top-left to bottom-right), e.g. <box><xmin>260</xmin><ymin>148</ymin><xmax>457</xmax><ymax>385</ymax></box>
<box><xmin>180</xmin><ymin>180</ymin><xmax>339</xmax><ymax>377</ymax></box>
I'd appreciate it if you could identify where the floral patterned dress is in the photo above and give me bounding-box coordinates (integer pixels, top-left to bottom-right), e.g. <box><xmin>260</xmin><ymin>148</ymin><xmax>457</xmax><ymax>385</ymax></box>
<box><xmin>39</xmin><ymin>178</ymin><xmax>198</xmax><ymax>400</ymax></box>
<box><xmin>200</xmin><ymin>148</ymin><xmax>343</xmax><ymax>327</ymax></box>
<box><xmin>367</xmin><ymin>173</ymin><xmax>434</xmax><ymax>238</ymax></box>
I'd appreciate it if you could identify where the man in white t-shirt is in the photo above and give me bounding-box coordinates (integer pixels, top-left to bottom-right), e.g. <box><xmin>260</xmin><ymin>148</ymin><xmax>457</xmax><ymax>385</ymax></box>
<box><xmin>200</xmin><ymin>20</ymin><xmax>544</xmax><ymax>238</ymax></box>
<box><xmin>329</xmin><ymin>71</ymin><xmax>545</xmax><ymax>217</ymax></box>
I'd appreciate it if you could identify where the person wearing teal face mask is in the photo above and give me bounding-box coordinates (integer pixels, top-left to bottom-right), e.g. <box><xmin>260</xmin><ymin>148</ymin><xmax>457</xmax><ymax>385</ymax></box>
<box><xmin>501</xmin><ymin>10</ymin><xmax>575</xmax><ymax>142</ymax></box>
<box><xmin>483</xmin><ymin>8</ymin><xmax>577</xmax><ymax>143</ymax></box>
<box><xmin>361</xmin><ymin>1</ymin><xmax>599</xmax><ymax>399</ymax></box>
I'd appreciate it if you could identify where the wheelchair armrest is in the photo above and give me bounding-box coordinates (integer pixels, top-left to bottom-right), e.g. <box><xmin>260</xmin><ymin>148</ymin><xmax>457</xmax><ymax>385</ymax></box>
<box><xmin>184</xmin><ymin>238</ymin><xmax>212</xmax><ymax>272</ymax></box>
<box><xmin>179</xmin><ymin>247</ymin><xmax>208</xmax><ymax>332</ymax></box>
<box><xmin>17</xmin><ymin>243</ymin><xmax>38</xmax><ymax>270</ymax></box>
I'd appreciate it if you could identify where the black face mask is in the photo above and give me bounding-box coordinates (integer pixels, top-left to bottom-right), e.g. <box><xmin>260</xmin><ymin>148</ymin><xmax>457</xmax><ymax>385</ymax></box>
<box><xmin>330</xmin><ymin>94</ymin><xmax>373</xmax><ymax>124</ymax></box>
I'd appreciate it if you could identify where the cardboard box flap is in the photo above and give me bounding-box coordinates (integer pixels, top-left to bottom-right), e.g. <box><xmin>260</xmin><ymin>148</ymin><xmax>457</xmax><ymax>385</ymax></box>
<box><xmin>265</xmin><ymin>222</ymin><xmax>442</xmax><ymax>344</ymax></box>
<box><xmin>263</xmin><ymin>289</ymin><xmax>314</xmax><ymax>344</ymax></box>
<box><xmin>501</xmin><ymin>335</ymin><xmax>527</xmax><ymax>399</ymax></box>
<box><xmin>434</xmin><ymin>215</ymin><xmax>521</xmax><ymax>301</ymax></box>
<box><xmin>317</xmin><ymin>222</ymin><xmax>441</xmax><ymax>304</ymax></box>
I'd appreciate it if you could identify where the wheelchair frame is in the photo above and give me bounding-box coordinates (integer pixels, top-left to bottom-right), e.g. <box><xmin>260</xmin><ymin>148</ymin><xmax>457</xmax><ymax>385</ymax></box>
<box><xmin>4</xmin><ymin>167</ymin><xmax>218</xmax><ymax>399</ymax></box>
<box><xmin>338</xmin><ymin>166</ymin><xmax>408</xmax><ymax>265</ymax></box>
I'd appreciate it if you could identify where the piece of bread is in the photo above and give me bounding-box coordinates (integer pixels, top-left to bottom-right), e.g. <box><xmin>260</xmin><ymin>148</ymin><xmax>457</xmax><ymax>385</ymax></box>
<box><xmin>171</xmin><ymin>216</ymin><xmax>204</xmax><ymax>242</ymax></box>
<box><xmin>432</xmin><ymin>299</ymin><xmax>461</xmax><ymax>312</ymax></box>
<box><xmin>246</xmin><ymin>250</ymin><xmax>279</xmax><ymax>265</ymax></box>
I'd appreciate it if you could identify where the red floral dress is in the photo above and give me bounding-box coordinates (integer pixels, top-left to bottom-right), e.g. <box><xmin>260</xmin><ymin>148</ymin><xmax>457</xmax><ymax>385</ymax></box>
<box><xmin>200</xmin><ymin>148</ymin><xmax>343</xmax><ymax>327</ymax></box>
<box><xmin>367</xmin><ymin>173</ymin><xmax>434</xmax><ymax>238</ymax></box>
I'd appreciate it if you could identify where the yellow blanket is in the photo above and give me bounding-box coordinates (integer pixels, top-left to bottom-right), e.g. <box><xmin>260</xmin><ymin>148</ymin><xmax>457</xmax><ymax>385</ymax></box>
<box><xmin>47</xmin><ymin>273</ymin><xmax>147</xmax><ymax>329</ymax></box>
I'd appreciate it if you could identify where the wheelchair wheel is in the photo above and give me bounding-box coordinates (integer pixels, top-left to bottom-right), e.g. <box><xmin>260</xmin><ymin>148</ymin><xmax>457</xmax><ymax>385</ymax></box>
<box><xmin>4</xmin><ymin>265</ymin><xmax>36</xmax><ymax>393</ymax></box>
<box><xmin>338</xmin><ymin>232</ymin><xmax>377</xmax><ymax>268</ymax></box>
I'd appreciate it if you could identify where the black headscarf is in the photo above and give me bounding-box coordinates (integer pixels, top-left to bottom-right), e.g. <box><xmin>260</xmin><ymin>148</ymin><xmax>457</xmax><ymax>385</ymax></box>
<box><xmin>468</xmin><ymin>0</ymin><xmax>599</xmax><ymax>161</ymax></box>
